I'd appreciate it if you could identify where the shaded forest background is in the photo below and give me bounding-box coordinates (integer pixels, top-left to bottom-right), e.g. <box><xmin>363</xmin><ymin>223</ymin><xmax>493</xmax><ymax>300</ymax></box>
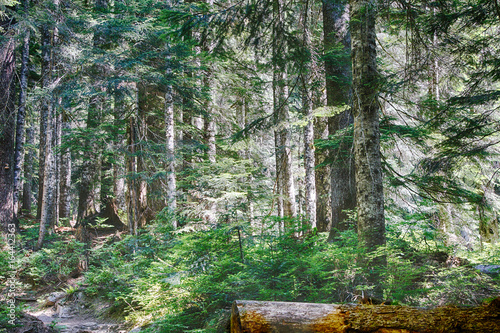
<box><xmin>1</xmin><ymin>0</ymin><xmax>500</xmax><ymax>331</ymax></box>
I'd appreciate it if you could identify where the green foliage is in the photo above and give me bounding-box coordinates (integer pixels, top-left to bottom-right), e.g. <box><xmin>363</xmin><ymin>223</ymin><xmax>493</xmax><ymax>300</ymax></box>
<box><xmin>16</xmin><ymin>227</ymin><xmax>86</xmax><ymax>287</ymax></box>
<box><xmin>77</xmin><ymin>211</ymin><xmax>500</xmax><ymax>331</ymax></box>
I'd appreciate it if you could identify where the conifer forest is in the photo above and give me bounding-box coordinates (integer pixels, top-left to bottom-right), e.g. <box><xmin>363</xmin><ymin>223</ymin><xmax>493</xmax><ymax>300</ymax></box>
<box><xmin>2</xmin><ymin>0</ymin><xmax>500</xmax><ymax>332</ymax></box>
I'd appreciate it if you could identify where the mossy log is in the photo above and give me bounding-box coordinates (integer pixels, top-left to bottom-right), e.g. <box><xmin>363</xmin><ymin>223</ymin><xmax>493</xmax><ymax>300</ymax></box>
<box><xmin>231</xmin><ymin>299</ymin><xmax>500</xmax><ymax>332</ymax></box>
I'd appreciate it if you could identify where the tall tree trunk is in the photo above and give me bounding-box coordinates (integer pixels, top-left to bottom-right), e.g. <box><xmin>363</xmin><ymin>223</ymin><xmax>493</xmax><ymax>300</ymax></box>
<box><xmin>165</xmin><ymin>51</ymin><xmax>177</xmax><ymax>228</ymax></box>
<box><xmin>37</xmin><ymin>15</ymin><xmax>61</xmax><ymax>248</ymax></box>
<box><xmin>36</xmin><ymin>25</ymin><xmax>51</xmax><ymax>220</ymax></box>
<box><xmin>126</xmin><ymin>116</ymin><xmax>138</xmax><ymax>237</ymax></box>
<box><xmin>350</xmin><ymin>0</ymin><xmax>386</xmax><ymax>296</ymax></box>
<box><xmin>314</xmin><ymin>118</ymin><xmax>331</xmax><ymax>231</ymax></box>
<box><xmin>22</xmin><ymin>119</ymin><xmax>35</xmax><ymax>214</ymax></box>
<box><xmin>59</xmin><ymin>112</ymin><xmax>72</xmax><ymax>221</ymax></box>
<box><xmin>323</xmin><ymin>0</ymin><xmax>356</xmax><ymax>240</ymax></box>
<box><xmin>37</xmin><ymin>100</ymin><xmax>58</xmax><ymax>249</ymax></box>
<box><xmin>202</xmin><ymin>71</ymin><xmax>216</xmax><ymax>164</ymax></box>
<box><xmin>13</xmin><ymin>8</ymin><xmax>30</xmax><ymax>220</ymax></box>
<box><xmin>302</xmin><ymin>0</ymin><xmax>317</xmax><ymax>229</ymax></box>
<box><xmin>273</xmin><ymin>0</ymin><xmax>296</xmax><ymax>223</ymax></box>
<box><xmin>0</xmin><ymin>24</ymin><xmax>16</xmax><ymax>233</ymax></box>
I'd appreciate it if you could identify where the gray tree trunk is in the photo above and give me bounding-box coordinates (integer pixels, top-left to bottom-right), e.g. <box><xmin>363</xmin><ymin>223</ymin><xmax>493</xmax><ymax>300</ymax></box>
<box><xmin>36</xmin><ymin>25</ymin><xmax>52</xmax><ymax>220</ymax></box>
<box><xmin>22</xmin><ymin>119</ymin><xmax>35</xmax><ymax>214</ymax></box>
<box><xmin>314</xmin><ymin>117</ymin><xmax>331</xmax><ymax>231</ymax></box>
<box><xmin>37</xmin><ymin>16</ymin><xmax>60</xmax><ymax>248</ymax></box>
<box><xmin>13</xmin><ymin>14</ymin><xmax>30</xmax><ymax>220</ymax></box>
<box><xmin>350</xmin><ymin>0</ymin><xmax>386</xmax><ymax>295</ymax></box>
<box><xmin>59</xmin><ymin>113</ymin><xmax>72</xmax><ymax>220</ymax></box>
<box><xmin>165</xmin><ymin>54</ymin><xmax>177</xmax><ymax>228</ymax></box>
<box><xmin>273</xmin><ymin>0</ymin><xmax>296</xmax><ymax>223</ymax></box>
<box><xmin>0</xmin><ymin>24</ymin><xmax>16</xmax><ymax>233</ymax></box>
<box><xmin>302</xmin><ymin>0</ymin><xmax>317</xmax><ymax>229</ymax></box>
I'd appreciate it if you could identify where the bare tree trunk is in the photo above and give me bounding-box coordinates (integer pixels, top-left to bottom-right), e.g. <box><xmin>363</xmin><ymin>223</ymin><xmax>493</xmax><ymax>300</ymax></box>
<box><xmin>59</xmin><ymin>112</ymin><xmax>72</xmax><ymax>221</ymax></box>
<box><xmin>13</xmin><ymin>15</ymin><xmax>30</xmax><ymax>220</ymax></box>
<box><xmin>126</xmin><ymin>116</ymin><xmax>138</xmax><ymax>237</ymax></box>
<box><xmin>37</xmin><ymin>14</ymin><xmax>61</xmax><ymax>248</ymax></box>
<box><xmin>165</xmin><ymin>51</ymin><xmax>177</xmax><ymax>228</ymax></box>
<box><xmin>37</xmin><ymin>101</ymin><xmax>57</xmax><ymax>249</ymax></box>
<box><xmin>314</xmin><ymin>118</ymin><xmax>331</xmax><ymax>231</ymax></box>
<box><xmin>302</xmin><ymin>0</ymin><xmax>317</xmax><ymax>229</ymax></box>
<box><xmin>350</xmin><ymin>0</ymin><xmax>386</xmax><ymax>296</ymax></box>
<box><xmin>36</xmin><ymin>25</ymin><xmax>51</xmax><ymax>220</ymax></box>
<box><xmin>22</xmin><ymin>120</ymin><xmax>35</xmax><ymax>214</ymax></box>
<box><xmin>0</xmin><ymin>24</ymin><xmax>16</xmax><ymax>233</ymax></box>
<box><xmin>273</xmin><ymin>0</ymin><xmax>296</xmax><ymax>223</ymax></box>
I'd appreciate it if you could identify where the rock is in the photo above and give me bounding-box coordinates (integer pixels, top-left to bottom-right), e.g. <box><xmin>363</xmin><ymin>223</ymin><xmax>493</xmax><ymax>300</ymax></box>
<box><xmin>45</xmin><ymin>291</ymin><xmax>66</xmax><ymax>307</ymax></box>
<box><xmin>55</xmin><ymin>303</ymin><xmax>73</xmax><ymax>318</ymax></box>
<box><xmin>475</xmin><ymin>264</ymin><xmax>500</xmax><ymax>276</ymax></box>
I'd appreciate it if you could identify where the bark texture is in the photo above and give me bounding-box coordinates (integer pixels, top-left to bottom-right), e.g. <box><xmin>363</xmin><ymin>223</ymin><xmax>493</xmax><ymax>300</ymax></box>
<box><xmin>13</xmin><ymin>24</ymin><xmax>30</xmax><ymax>220</ymax></box>
<box><xmin>273</xmin><ymin>0</ymin><xmax>296</xmax><ymax>221</ymax></box>
<box><xmin>314</xmin><ymin>117</ymin><xmax>331</xmax><ymax>232</ymax></box>
<box><xmin>350</xmin><ymin>0</ymin><xmax>385</xmax><ymax>251</ymax></box>
<box><xmin>231</xmin><ymin>299</ymin><xmax>500</xmax><ymax>333</ymax></box>
<box><xmin>0</xmin><ymin>26</ymin><xmax>16</xmax><ymax>233</ymax></box>
<box><xmin>323</xmin><ymin>0</ymin><xmax>356</xmax><ymax>238</ymax></box>
<box><xmin>58</xmin><ymin>113</ymin><xmax>72</xmax><ymax>220</ymax></box>
<box><xmin>302</xmin><ymin>0</ymin><xmax>317</xmax><ymax>229</ymax></box>
<box><xmin>165</xmin><ymin>59</ymin><xmax>177</xmax><ymax>228</ymax></box>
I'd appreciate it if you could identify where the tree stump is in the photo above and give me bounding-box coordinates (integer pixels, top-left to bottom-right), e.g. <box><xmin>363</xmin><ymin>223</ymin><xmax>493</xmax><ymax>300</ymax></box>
<box><xmin>231</xmin><ymin>299</ymin><xmax>500</xmax><ymax>332</ymax></box>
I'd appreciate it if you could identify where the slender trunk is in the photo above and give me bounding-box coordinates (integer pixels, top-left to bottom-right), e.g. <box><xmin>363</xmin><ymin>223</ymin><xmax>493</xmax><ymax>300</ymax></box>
<box><xmin>58</xmin><ymin>113</ymin><xmax>71</xmax><ymax>220</ymax></box>
<box><xmin>36</xmin><ymin>102</ymin><xmax>57</xmax><ymax>249</ymax></box>
<box><xmin>0</xmin><ymin>26</ymin><xmax>16</xmax><ymax>233</ymax></box>
<box><xmin>36</xmin><ymin>25</ymin><xmax>52</xmax><ymax>220</ymax></box>
<box><xmin>302</xmin><ymin>0</ymin><xmax>317</xmax><ymax>229</ymax></box>
<box><xmin>136</xmin><ymin>84</ymin><xmax>149</xmax><ymax>227</ymax></box>
<box><xmin>37</xmin><ymin>13</ymin><xmax>61</xmax><ymax>247</ymax></box>
<box><xmin>350</xmin><ymin>0</ymin><xmax>386</xmax><ymax>296</ymax></box>
<box><xmin>273</xmin><ymin>0</ymin><xmax>296</xmax><ymax>223</ymax></box>
<box><xmin>202</xmin><ymin>71</ymin><xmax>216</xmax><ymax>164</ymax></box>
<box><xmin>22</xmin><ymin>121</ymin><xmax>35</xmax><ymax>214</ymax></box>
<box><xmin>76</xmin><ymin>110</ymin><xmax>98</xmax><ymax>225</ymax></box>
<box><xmin>165</xmin><ymin>54</ymin><xmax>177</xmax><ymax>227</ymax></box>
<box><xmin>13</xmin><ymin>23</ymin><xmax>30</xmax><ymax>220</ymax></box>
<box><xmin>126</xmin><ymin>116</ymin><xmax>138</xmax><ymax>236</ymax></box>
<box><xmin>314</xmin><ymin>118</ymin><xmax>331</xmax><ymax>231</ymax></box>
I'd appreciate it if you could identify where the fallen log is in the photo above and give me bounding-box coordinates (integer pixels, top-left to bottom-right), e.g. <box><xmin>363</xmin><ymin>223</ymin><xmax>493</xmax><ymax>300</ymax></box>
<box><xmin>231</xmin><ymin>298</ymin><xmax>500</xmax><ymax>332</ymax></box>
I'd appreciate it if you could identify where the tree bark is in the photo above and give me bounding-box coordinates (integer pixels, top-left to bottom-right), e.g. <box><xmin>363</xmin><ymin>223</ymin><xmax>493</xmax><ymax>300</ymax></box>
<box><xmin>59</xmin><ymin>112</ymin><xmax>72</xmax><ymax>220</ymax></box>
<box><xmin>22</xmin><ymin>119</ymin><xmax>35</xmax><ymax>214</ymax></box>
<box><xmin>126</xmin><ymin>115</ymin><xmax>138</xmax><ymax>237</ymax></box>
<box><xmin>13</xmin><ymin>9</ymin><xmax>30</xmax><ymax>220</ymax></box>
<box><xmin>273</xmin><ymin>0</ymin><xmax>296</xmax><ymax>222</ymax></box>
<box><xmin>350</xmin><ymin>0</ymin><xmax>386</xmax><ymax>295</ymax></box>
<box><xmin>37</xmin><ymin>16</ymin><xmax>60</xmax><ymax>248</ymax></box>
<box><xmin>323</xmin><ymin>0</ymin><xmax>356</xmax><ymax>239</ymax></box>
<box><xmin>165</xmin><ymin>50</ymin><xmax>177</xmax><ymax>228</ymax></box>
<box><xmin>302</xmin><ymin>0</ymin><xmax>317</xmax><ymax>229</ymax></box>
<box><xmin>231</xmin><ymin>299</ymin><xmax>500</xmax><ymax>333</ymax></box>
<box><xmin>0</xmin><ymin>24</ymin><xmax>16</xmax><ymax>233</ymax></box>
<box><xmin>314</xmin><ymin>117</ymin><xmax>331</xmax><ymax>232</ymax></box>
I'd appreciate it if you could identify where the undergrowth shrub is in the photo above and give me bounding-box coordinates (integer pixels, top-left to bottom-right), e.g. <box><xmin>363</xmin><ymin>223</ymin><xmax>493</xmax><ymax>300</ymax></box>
<box><xmin>81</xmin><ymin>214</ymin><xmax>500</xmax><ymax>332</ymax></box>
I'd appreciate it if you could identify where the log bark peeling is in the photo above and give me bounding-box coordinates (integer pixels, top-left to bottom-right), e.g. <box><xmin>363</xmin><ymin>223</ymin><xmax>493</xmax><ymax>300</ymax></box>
<box><xmin>231</xmin><ymin>299</ymin><xmax>500</xmax><ymax>333</ymax></box>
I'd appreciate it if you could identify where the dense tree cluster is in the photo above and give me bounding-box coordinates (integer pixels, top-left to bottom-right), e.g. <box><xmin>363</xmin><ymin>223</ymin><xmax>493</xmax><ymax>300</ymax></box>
<box><xmin>1</xmin><ymin>0</ymin><xmax>500</xmax><ymax>303</ymax></box>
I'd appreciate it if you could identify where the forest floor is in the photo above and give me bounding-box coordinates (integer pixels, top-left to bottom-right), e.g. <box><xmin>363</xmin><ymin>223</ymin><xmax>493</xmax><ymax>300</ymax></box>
<box><xmin>20</xmin><ymin>226</ymin><xmax>134</xmax><ymax>333</ymax></box>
